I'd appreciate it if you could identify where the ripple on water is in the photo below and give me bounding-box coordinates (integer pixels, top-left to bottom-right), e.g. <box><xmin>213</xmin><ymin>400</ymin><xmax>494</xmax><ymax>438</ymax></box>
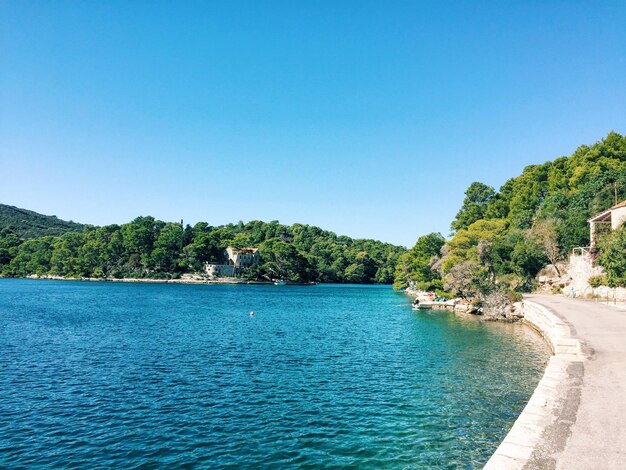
<box><xmin>0</xmin><ymin>280</ymin><xmax>549</xmax><ymax>468</ymax></box>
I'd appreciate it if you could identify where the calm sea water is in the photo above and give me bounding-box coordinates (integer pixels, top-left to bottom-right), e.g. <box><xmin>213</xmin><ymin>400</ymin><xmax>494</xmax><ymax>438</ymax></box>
<box><xmin>0</xmin><ymin>279</ymin><xmax>548</xmax><ymax>468</ymax></box>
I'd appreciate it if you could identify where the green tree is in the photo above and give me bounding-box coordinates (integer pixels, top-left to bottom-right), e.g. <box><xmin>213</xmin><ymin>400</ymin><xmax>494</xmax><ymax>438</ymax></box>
<box><xmin>9</xmin><ymin>238</ymin><xmax>54</xmax><ymax>276</ymax></box>
<box><xmin>121</xmin><ymin>216</ymin><xmax>163</xmax><ymax>271</ymax></box>
<box><xmin>597</xmin><ymin>227</ymin><xmax>626</xmax><ymax>287</ymax></box>
<box><xmin>451</xmin><ymin>182</ymin><xmax>496</xmax><ymax>232</ymax></box>
<box><xmin>150</xmin><ymin>223</ymin><xmax>183</xmax><ymax>273</ymax></box>
<box><xmin>0</xmin><ymin>229</ymin><xmax>22</xmax><ymax>271</ymax></box>
<box><xmin>394</xmin><ymin>232</ymin><xmax>445</xmax><ymax>289</ymax></box>
<box><xmin>50</xmin><ymin>232</ymin><xmax>85</xmax><ymax>276</ymax></box>
<box><xmin>259</xmin><ymin>239</ymin><xmax>313</xmax><ymax>282</ymax></box>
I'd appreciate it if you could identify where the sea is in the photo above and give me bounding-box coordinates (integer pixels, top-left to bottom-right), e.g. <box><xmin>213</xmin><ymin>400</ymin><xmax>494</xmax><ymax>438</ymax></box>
<box><xmin>0</xmin><ymin>279</ymin><xmax>549</xmax><ymax>468</ymax></box>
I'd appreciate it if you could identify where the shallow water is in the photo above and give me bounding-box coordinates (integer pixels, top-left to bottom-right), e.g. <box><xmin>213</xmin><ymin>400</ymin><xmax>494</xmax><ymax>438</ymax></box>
<box><xmin>0</xmin><ymin>279</ymin><xmax>549</xmax><ymax>468</ymax></box>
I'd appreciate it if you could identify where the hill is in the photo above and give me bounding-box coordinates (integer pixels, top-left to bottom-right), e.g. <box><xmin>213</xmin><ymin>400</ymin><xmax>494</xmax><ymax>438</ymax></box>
<box><xmin>0</xmin><ymin>211</ymin><xmax>405</xmax><ymax>284</ymax></box>
<box><xmin>396</xmin><ymin>131</ymin><xmax>626</xmax><ymax>296</ymax></box>
<box><xmin>0</xmin><ymin>204</ymin><xmax>85</xmax><ymax>239</ymax></box>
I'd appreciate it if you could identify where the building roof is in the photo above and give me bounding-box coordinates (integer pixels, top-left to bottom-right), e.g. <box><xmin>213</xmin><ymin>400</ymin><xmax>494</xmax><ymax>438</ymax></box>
<box><xmin>588</xmin><ymin>200</ymin><xmax>626</xmax><ymax>222</ymax></box>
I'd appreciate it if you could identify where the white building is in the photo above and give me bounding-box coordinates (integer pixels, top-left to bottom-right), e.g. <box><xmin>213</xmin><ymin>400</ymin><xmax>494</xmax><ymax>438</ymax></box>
<box><xmin>224</xmin><ymin>246</ymin><xmax>260</xmax><ymax>269</ymax></box>
<box><xmin>204</xmin><ymin>246</ymin><xmax>260</xmax><ymax>278</ymax></box>
<box><xmin>588</xmin><ymin>200</ymin><xmax>626</xmax><ymax>247</ymax></box>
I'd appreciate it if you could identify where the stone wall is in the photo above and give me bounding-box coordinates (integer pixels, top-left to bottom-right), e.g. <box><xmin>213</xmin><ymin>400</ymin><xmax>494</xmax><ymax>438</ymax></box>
<box><xmin>484</xmin><ymin>300</ymin><xmax>583</xmax><ymax>469</ymax></box>
<box><xmin>590</xmin><ymin>285</ymin><xmax>626</xmax><ymax>302</ymax></box>
<box><xmin>565</xmin><ymin>252</ymin><xmax>603</xmax><ymax>296</ymax></box>
<box><xmin>563</xmin><ymin>252</ymin><xmax>626</xmax><ymax>301</ymax></box>
<box><xmin>204</xmin><ymin>263</ymin><xmax>235</xmax><ymax>278</ymax></box>
<box><xmin>522</xmin><ymin>301</ymin><xmax>582</xmax><ymax>357</ymax></box>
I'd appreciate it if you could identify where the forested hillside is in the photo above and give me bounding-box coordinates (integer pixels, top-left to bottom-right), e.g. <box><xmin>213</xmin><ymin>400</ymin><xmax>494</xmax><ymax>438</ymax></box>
<box><xmin>0</xmin><ymin>214</ymin><xmax>404</xmax><ymax>284</ymax></box>
<box><xmin>396</xmin><ymin>131</ymin><xmax>626</xmax><ymax>295</ymax></box>
<box><xmin>0</xmin><ymin>204</ymin><xmax>84</xmax><ymax>239</ymax></box>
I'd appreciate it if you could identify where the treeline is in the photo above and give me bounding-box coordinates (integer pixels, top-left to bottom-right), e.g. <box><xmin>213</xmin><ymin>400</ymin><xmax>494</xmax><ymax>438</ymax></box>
<box><xmin>0</xmin><ymin>218</ymin><xmax>405</xmax><ymax>284</ymax></box>
<box><xmin>395</xmin><ymin>131</ymin><xmax>626</xmax><ymax>296</ymax></box>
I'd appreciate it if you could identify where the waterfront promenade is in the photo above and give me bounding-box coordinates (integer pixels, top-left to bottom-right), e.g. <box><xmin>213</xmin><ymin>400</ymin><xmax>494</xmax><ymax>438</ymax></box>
<box><xmin>514</xmin><ymin>295</ymin><xmax>626</xmax><ymax>469</ymax></box>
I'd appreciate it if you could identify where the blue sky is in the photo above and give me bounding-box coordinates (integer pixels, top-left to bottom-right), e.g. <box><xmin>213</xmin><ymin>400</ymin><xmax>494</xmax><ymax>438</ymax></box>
<box><xmin>1</xmin><ymin>1</ymin><xmax>625</xmax><ymax>247</ymax></box>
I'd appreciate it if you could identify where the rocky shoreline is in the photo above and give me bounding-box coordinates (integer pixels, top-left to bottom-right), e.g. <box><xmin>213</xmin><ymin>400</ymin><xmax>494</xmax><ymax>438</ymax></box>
<box><xmin>8</xmin><ymin>274</ymin><xmax>321</xmax><ymax>286</ymax></box>
<box><xmin>19</xmin><ymin>274</ymin><xmax>271</xmax><ymax>285</ymax></box>
<box><xmin>404</xmin><ymin>287</ymin><xmax>525</xmax><ymax>322</ymax></box>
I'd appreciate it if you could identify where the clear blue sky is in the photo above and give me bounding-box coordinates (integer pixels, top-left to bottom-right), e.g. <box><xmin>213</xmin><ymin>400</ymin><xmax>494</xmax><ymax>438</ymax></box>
<box><xmin>1</xmin><ymin>1</ymin><xmax>625</xmax><ymax>247</ymax></box>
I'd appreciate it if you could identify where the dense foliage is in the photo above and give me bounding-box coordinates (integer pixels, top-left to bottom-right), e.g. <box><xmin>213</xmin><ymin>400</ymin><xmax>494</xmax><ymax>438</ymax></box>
<box><xmin>393</xmin><ymin>233</ymin><xmax>445</xmax><ymax>291</ymax></box>
<box><xmin>596</xmin><ymin>227</ymin><xmax>626</xmax><ymax>287</ymax></box>
<box><xmin>0</xmin><ymin>204</ymin><xmax>84</xmax><ymax>239</ymax></box>
<box><xmin>0</xmin><ymin>216</ymin><xmax>405</xmax><ymax>284</ymax></box>
<box><xmin>396</xmin><ymin>131</ymin><xmax>626</xmax><ymax>295</ymax></box>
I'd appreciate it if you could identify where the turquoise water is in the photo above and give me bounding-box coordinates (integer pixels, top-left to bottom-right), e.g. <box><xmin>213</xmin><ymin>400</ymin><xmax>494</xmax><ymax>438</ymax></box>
<box><xmin>0</xmin><ymin>279</ymin><xmax>548</xmax><ymax>468</ymax></box>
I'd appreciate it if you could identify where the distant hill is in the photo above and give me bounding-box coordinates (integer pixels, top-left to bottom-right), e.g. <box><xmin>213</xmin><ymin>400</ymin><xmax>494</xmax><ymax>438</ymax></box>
<box><xmin>0</xmin><ymin>204</ymin><xmax>85</xmax><ymax>239</ymax></box>
<box><xmin>0</xmin><ymin>208</ymin><xmax>404</xmax><ymax>284</ymax></box>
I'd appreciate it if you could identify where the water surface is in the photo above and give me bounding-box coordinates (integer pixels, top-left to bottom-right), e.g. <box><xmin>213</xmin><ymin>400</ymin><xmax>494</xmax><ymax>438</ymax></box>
<box><xmin>0</xmin><ymin>280</ymin><xmax>549</xmax><ymax>468</ymax></box>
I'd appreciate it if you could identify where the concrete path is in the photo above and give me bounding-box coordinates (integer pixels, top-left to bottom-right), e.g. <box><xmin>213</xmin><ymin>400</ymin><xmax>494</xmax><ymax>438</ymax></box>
<box><xmin>524</xmin><ymin>295</ymin><xmax>626</xmax><ymax>469</ymax></box>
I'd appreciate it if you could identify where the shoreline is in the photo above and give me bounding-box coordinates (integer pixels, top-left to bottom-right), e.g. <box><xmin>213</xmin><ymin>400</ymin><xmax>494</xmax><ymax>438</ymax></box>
<box><xmin>6</xmin><ymin>274</ymin><xmax>272</xmax><ymax>285</ymax></box>
<box><xmin>485</xmin><ymin>297</ymin><xmax>585</xmax><ymax>469</ymax></box>
<box><xmin>405</xmin><ymin>287</ymin><xmax>589</xmax><ymax>468</ymax></box>
<box><xmin>2</xmin><ymin>275</ymin><xmax>368</xmax><ymax>287</ymax></box>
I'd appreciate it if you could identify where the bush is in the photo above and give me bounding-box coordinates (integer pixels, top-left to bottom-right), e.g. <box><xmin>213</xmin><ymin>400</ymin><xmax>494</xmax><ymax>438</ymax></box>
<box><xmin>416</xmin><ymin>279</ymin><xmax>444</xmax><ymax>292</ymax></box>
<box><xmin>551</xmin><ymin>286</ymin><xmax>563</xmax><ymax>295</ymax></box>
<box><xmin>588</xmin><ymin>274</ymin><xmax>608</xmax><ymax>288</ymax></box>
<box><xmin>506</xmin><ymin>290</ymin><xmax>523</xmax><ymax>302</ymax></box>
<box><xmin>497</xmin><ymin>273</ymin><xmax>526</xmax><ymax>292</ymax></box>
<box><xmin>596</xmin><ymin>228</ymin><xmax>626</xmax><ymax>287</ymax></box>
<box><xmin>435</xmin><ymin>289</ymin><xmax>454</xmax><ymax>298</ymax></box>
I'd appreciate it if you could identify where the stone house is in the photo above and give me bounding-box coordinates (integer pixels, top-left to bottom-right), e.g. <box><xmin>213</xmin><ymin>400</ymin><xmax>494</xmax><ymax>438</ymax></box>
<box><xmin>224</xmin><ymin>246</ymin><xmax>260</xmax><ymax>269</ymax></box>
<box><xmin>562</xmin><ymin>200</ymin><xmax>626</xmax><ymax>299</ymax></box>
<box><xmin>204</xmin><ymin>246</ymin><xmax>260</xmax><ymax>278</ymax></box>
<box><xmin>588</xmin><ymin>200</ymin><xmax>626</xmax><ymax>248</ymax></box>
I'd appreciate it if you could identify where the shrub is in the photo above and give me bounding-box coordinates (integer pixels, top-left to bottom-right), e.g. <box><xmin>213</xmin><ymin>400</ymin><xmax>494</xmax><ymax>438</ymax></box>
<box><xmin>416</xmin><ymin>279</ymin><xmax>443</xmax><ymax>292</ymax></box>
<box><xmin>596</xmin><ymin>228</ymin><xmax>626</xmax><ymax>287</ymax></box>
<box><xmin>506</xmin><ymin>290</ymin><xmax>523</xmax><ymax>302</ymax></box>
<box><xmin>588</xmin><ymin>274</ymin><xmax>608</xmax><ymax>288</ymax></box>
<box><xmin>497</xmin><ymin>273</ymin><xmax>526</xmax><ymax>292</ymax></box>
<box><xmin>435</xmin><ymin>289</ymin><xmax>454</xmax><ymax>298</ymax></box>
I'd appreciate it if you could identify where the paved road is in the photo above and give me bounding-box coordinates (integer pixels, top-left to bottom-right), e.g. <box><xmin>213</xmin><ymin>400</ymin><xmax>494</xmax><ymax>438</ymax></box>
<box><xmin>525</xmin><ymin>295</ymin><xmax>626</xmax><ymax>469</ymax></box>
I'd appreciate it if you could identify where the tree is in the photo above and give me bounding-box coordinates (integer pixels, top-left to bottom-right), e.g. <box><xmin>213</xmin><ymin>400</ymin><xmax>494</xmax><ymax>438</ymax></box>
<box><xmin>596</xmin><ymin>227</ymin><xmax>626</xmax><ymax>287</ymax></box>
<box><xmin>443</xmin><ymin>260</ymin><xmax>484</xmax><ymax>297</ymax></box>
<box><xmin>531</xmin><ymin>218</ymin><xmax>561</xmax><ymax>276</ymax></box>
<box><xmin>439</xmin><ymin>219</ymin><xmax>509</xmax><ymax>296</ymax></box>
<box><xmin>451</xmin><ymin>182</ymin><xmax>495</xmax><ymax>232</ymax></box>
<box><xmin>0</xmin><ymin>229</ymin><xmax>21</xmax><ymax>270</ymax></box>
<box><xmin>50</xmin><ymin>232</ymin><xmax>85</xmax><ymax>276</ymax></box>
<box><xmin>9</xmin><ymin>238</ymin><xmax>54</xmax><ymax>276</ymax></box>
<box><xmin>1</xmin><ymin>212</ymin><xmax>406</xmax><ymax>283</ymax></box>
<box><xmin>259</xmin><ymin>239</ymin><xmax>313</xmax><ymax>282</ymax></box>
<box><xmin>344</xmin><ymin>263</ymin><xmax>367</xmax><ymax>283</ymax></box>
<box><xmin>150</xmin><ymin>223</ymin><xmax>183</xmax><ymax>272</ymax></box>
<box><xmin>121</xmin><ymin>216</ymin><xmax>163</xmax><ymax>270</ymax></box>
<box><xmin>393</xmin><ymin>232</ymin><xmax>445</xmax><ymax>289</ymax></box>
